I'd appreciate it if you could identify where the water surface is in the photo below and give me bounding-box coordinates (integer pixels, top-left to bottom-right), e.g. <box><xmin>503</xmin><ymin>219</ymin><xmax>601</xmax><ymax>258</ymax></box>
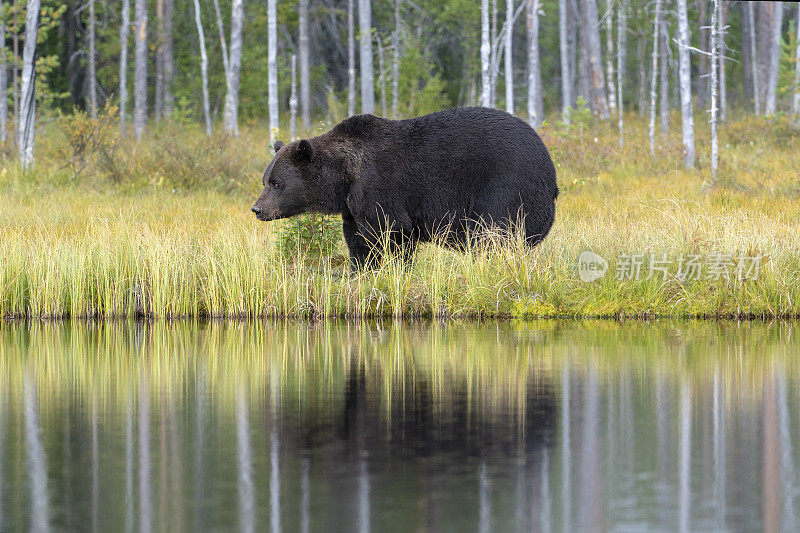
<box><xmin>1</xmin><ymin>320</ymin><xmax>798</xmax><ymax>531</ymax></box>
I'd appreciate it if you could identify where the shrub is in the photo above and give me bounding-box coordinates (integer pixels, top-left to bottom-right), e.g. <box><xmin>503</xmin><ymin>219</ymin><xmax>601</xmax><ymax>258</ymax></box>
<box><xmin>57</xmin><ymin>102</ymin><xmax>120</xmax><ymax>180</ymax></box>
<box><xmin>278</xmin><ymin>214</ymin><xmax>342</xmax><ymax>258</ymax></box>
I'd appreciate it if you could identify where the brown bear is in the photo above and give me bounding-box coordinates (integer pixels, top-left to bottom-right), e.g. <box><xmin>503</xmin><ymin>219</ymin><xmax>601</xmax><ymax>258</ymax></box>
<box><xmin>251</xmin><ymin>107</ymin><xmax>558</xmax><ymax>268</ymax></box>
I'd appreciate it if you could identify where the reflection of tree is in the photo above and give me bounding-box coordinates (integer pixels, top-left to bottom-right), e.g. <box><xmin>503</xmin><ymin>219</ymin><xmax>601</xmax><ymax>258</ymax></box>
<box><xmin>24</xmin><ymin>373</ymin><xmax>50</xmax><ymax>533</ymax></box>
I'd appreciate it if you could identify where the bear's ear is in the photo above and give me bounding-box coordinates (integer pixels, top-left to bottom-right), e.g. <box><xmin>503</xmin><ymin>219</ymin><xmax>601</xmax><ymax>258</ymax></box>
<box><xmin>274</xmin><ymin>140</ymin><xmax>284</xmax><ymax>153</ymax></box>
<box><xmin>295</xmin><ymin>139</ymin><xmax>314</xmax><ymax>162</ymax></box>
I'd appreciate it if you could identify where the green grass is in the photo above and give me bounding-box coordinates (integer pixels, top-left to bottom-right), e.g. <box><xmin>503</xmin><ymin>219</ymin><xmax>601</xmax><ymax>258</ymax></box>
<box><xmin>1</xmin><ymin>112</ymin><xmax>800</xmax><ymax>319</ymax></box>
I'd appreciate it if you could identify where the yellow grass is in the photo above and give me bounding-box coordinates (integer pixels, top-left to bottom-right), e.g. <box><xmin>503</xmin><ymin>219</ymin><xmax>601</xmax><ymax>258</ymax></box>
<box><xmin>1</xmin><ymin>113</ymin><xmax>799</xmax><ymax>319</ymax></box>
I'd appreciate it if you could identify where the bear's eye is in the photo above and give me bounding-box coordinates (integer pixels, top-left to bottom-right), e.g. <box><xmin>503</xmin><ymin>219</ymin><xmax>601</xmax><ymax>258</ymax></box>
<box><xmin>269</xmin><ymin>179</ymin><xmax>279</xmax><ymax>188</ymax></box>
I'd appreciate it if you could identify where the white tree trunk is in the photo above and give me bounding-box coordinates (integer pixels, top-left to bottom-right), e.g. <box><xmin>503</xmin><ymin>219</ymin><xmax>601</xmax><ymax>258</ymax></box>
<box><xmin>290</xmin><ymin>54</ymin><xmax>298</xmax><ymax>140</ymax></box>
<box><xmin>192</xmin><ymin>0</ymin><xmax>211</xmax><ymax>135</ymax></box>
<box><xmin>119</xmin><ymin>0</ymin><xmax>130</xmax><ymax>136</ymax></box>
<box><xmin>392</xmin><ymin>0</ymin><xmax>400</xmax><ymax>118</ymax></box>
<box><xmin>648</xmin><ymin>0</ymin><xmax>662</xmax><ymax>155</ymax></box>
<box><xmin>299</xmin><ymin>0</ymin><xmax>311</xmax><ymax>130</ymax></box>
<box><xmin>584</xmin><ymin>0</ymin><xmax>609</xmax><ymax>118</ymax></box>
<box><xmin>749</xmin><ymin>2</ymin><xmax>759</xmax><ymax>115</ymax></box>
<box><xmin>481</xmin><ymin>0</ymin><xmax>491</xmax><ymax>107</ymax></box>
<box><xmin>617</xmin><ymin>0</ymin><xmax>627</xmax><ymax>147</ymax></box>
<box><xmin>676</xmin><ymin>0</ymin><xmax>694</xmax><ymax>167</ymax></box>
<box><xmin>162</xmin><ymin>0</ymin><xmax>174</xmax><ymax>117</ymax></box>
<box><xmin>490</xmin><ymin>0</ymin><xmax>498</xmax><ymax>107</ymax></box>
<box><xmin>794</xmin><ymin>3</ymin><xmax>800</xmax><ymax>126</ymax></box>
<box><xmin>709</xmin><ymin>0</ymin><xmax>719</xmax><ymax>180</ymax></box>
<box><xmin>348</xmin><ymin>0</ymin><xmax>356</xmax><ymax>116</ymax></box>
<box><xmin>268</xmin><ymin>0</ymin><xmax>279</xmax><ymax>143</ymax></box>
<box><xmin>223</xmin><ymin>0</ymin><xmax>243</xmax><ymax>136</ymax></box>
<box><xmin>0</xmin><ymin>20</ymin><xmax>8</xmax><ymax>143</ymax></box>
<box><xmin>88</xmin><ymin>0</ymin><xmax>97</xmax><ymax>118</ymax></box>
<box><xmin>212</xmin><ymin>0</ymin><xmax>230</xmax><ymax>76</ymax></box>
<box><xmin>155</xmin><ymin>0</ymin><xmax>164</xmax><ymax>119</ymax></box>
<box><xmin>559</xmin><ymin>0</ymin><xmax>571</xmax><ymax>123</ymax></box>
<box><xmin>133</xmin><ymin>0</ymin><xmax>147</xmax><ymax>139</ymax></box>
<box><xmin>659</xmin><ymin>18</ymin><xmax>669</xmax><ymax>134</ymax></box>
<box><xmin>358</xmin><ymin>0</ymin><xmax>375</xmax><ymax>114</ymax></box>
<box><xmin>765</xmin><ymin>2</ymin><xmax>783</xmax><ymax>115</ymax></box>
<box><xmin>18</xmin><ymin>0</ymin><xmax>40</xmax><ymax>167</ymax></box>
<box><xmin>505</xmin><ymin>0</ymin><xmax>514</xmax><ymax>114</ymax></box>
<box><xmin>377</xmin><ymin>37</ymin><xmax>387</xmax><ymax>117</ymax></box>
<box><xmin>718</xmin><ymin>1</ymin><xmax>726</xmax><ymax>123</ymax></box>
<box><xmin>605</xmin><ymin>0</ymin><xmax>616</xmax><ymax>115</ymax></box>
<box><xmin>527</xmin><ymin>0</ymin><xmax>542</xmax><ymax>126</ymax></box>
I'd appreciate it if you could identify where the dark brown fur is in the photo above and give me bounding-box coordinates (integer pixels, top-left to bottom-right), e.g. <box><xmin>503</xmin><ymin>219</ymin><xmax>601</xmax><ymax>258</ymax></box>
<box><xmin>252</xmin><ymin>107</ymin><xmax>558</xmax><ymax>268</ymax></box>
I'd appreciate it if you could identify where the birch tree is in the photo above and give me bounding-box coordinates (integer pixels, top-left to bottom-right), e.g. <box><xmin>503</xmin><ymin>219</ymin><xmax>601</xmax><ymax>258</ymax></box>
<box><xmin>583</xmin><ymin>0</ymin><xmax>609</xmax><ymax>118</ymax></box>
<box><xmin>298</xmin><ymin>0</ymin><xmax>310</xmax><ymax>130</ymax></box>
<box><xmin>18</xmin><ymin>0</ymin><xmax>40</xmax><ymax>167</ymax></box>
<box><xmin>162</xmin><ymin>0</ymin><xmax>174</xmax><ymax>116</ymax></box>
<box><xmin>358</xmin><ymin>0</ymin><xmax>375</xmax><ymax>114</ymax></box>
<box><xmin>88</xmin><ymin>0</ymin><xmax>97</xmax><ymax>118</ymax></box>
<box><xmin>505</xmin><ymin>0</ymin><xmax>514</xmax><ymax>114</ymax></box>
<box><xmin>740</xmin><ymin>2</ymin><xmax>754</xmax><ymax>108</ymax></box>
<box><xmin>481</xmin><ymin>0</ymin><xmax>491</xmax><ymax>107</ymax></box>
<box><xmin>605</xmin><ymin>0</ymin><xmax>616</xmax><ymax>116</ymax></box>
<box><xmin>527</xmin><ymin>0</ymin><xmax>542</xmax><ymax>126</ymax></box>
<box><xmin>268</xmin><ymin>0</ymin><xmax>279</xmax><ymax>143</ymax></box>
<box><xmin>377</xmin><ymin>37</ymin><xmax>387</xmax><ymax>116</ymax></box>
<box><xmin>748</xmin><ymin>2</ymin><xmax>759</xmax><ymax>114</ymax></box>
<box><xmin>659</xmin><ymin>17</ymin><xmax>669</xmax><ymax>134</ymax></box>
<box><xmin>0</xmin><ymin>19</ymin><xmax>7</xmax><ymax>143</ymax></box>
<box><xmin>212</xmin><ymin>0</ymin><xmax>229</xmax><ymax>76</ymax></box>
<box><xmin>718</xmin><ymin>1</ymin><xmax>726</xmax><ymax>123</ymax></box>
<box><xmin>764</xmin><ymin>2</ymin><xmax>783</xmax><ymax>116</ymax></box>
<box><xmin>155</xmin><ymin>0</ymin><xmax>164</xmax><ymax>119</ymax></box>
<box><xmin>222</xmin><ymin>0</ymin><xmax>243</xmax><ymax>136</ymax></box>
<box><xmin>490</xmin><ymin>0</ymin><xmax>498</xmax><ymax>107</ymax></box>
<box><xmin>392</xmin><ymin>0</ymin><xmax>400</xmax><ymax>118</ymax></box>
<box><xmin>192</xmin><ymin>0</ymin><xmax>211</xmax><ymax>135</ymax></box>
<box><xmin>133</xmin><ymin>0</ymin><xmax>147</xmax><ymax>139</ymax></box>
<box><xmin>348</xmin><ymin>0</ymin><xmax>356</xmax><ymax>116</ymax></box>
<box><xmin>152</xmin><ymin>0</ymin><xmax>175</xmax><ymax>118</ymax></box>
<box><xmin>12</xmin><ymin>0</ymin><xmax>18</xmax><ymax>124</ymax></box>
<box><xmin>794</xmin><ymin>3</ymin><xmax>800</xmax><ymax>126</ymax></box>
<box><xmin>676</xmin><ymin>0</ymin><xmax>694</xmax><ymax>167</ymax></box>
<box><xmin>290</xmin><ymin>54</ymin><xmax>298</xmax><ymax>140</ymax></box>
<box><xmin>119</xmin><ymin>0</ymin><xmax>130</xmax><ymax>135</ymax></box>
<box><xmin>559</xmin><ymin>0</ymin><xmax>571</xmax><ymax>123</ymax></box>
<box><xmin>617</xmin><ymin>0</ymin><xmax>627</xmax><ymax>147</ymax></box>
<box><xmin>648</xmin><ymin>0</ymin><xmax>662</xmax><ymax>155</ymax></box>
<box><xmin>709</xmin><ymin>0</ymin><xmax>719</xmax><ymax>181</ymax></box>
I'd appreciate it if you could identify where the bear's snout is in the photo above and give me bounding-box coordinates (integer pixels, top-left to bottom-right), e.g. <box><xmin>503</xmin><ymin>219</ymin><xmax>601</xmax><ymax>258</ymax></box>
<box><xmin>251</xmin><ymin>201</ymin><xmax>279</xmax><ymax>221</ymax></box>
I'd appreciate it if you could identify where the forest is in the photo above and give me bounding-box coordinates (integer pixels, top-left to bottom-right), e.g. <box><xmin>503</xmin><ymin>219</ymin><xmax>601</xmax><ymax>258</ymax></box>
<box><xmin>0</xmin><ymin>1</ymin><xmax>798</xmax><ymax>152</ymax></box>
<box><xmin>1</xmin><ymin>0</ymin><xmax>800</xmax><ymax>319</ymax></box>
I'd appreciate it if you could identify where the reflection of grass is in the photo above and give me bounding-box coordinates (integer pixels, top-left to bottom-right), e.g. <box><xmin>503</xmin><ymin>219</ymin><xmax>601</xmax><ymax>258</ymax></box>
<box><xmin>1</xmin><ymin>321</ymin><xmax>797</xmax><ymax>412</ymax></box>
<box><xmin>2</xmin><ymin>117</ymin><xmax>800</xmax><ymax>319</ymax></box>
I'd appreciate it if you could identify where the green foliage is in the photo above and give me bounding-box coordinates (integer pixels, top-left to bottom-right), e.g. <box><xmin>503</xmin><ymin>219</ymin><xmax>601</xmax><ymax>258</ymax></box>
<box><xmin>278</xmin><ymin>214</ymin><xmax>342</xmax><ymax>258</ymax></box>
<box><xmin>778</xmin><ymin>20</ymin><xmax>799</xmax><ymax>103</ymax></box>
<box><xmin>0</xmin><ymin>1</ymin><xmax>68</xmax><ymax>110</ymax></box>
<box><xmin>565</xmin><ymin>96</ymin><xmax>593</xmax><ymax>144</ymax></box>
<box><xmin>57</xmin><ymin>102</ymin><xmax>120</xmax><ymax>180</ymax></box>
<box><xmin>397</xmin><ymin>41</ymin><xmax>450</xmax><ymax>116</ymax></box>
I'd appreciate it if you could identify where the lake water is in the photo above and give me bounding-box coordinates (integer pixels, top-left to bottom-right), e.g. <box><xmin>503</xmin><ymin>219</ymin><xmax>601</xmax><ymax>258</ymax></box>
<box><xmin>0</xmin><ymin>320</ymin><xmax>798</xmax><ymax>532</ymax></box>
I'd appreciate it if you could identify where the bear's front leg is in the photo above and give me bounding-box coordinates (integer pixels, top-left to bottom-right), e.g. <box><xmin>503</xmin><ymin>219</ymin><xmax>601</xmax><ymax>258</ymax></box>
<box><xmin>342</xmin><ymin>212</ymin><xmax>381</xmax><ymax>270</ymax></box>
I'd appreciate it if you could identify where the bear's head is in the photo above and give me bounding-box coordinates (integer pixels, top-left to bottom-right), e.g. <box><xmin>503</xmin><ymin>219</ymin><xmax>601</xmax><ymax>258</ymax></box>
<box><xmin>251</xmin><ymin>139</ymin><xmax>317</xmax><ymax>221</ymax></box>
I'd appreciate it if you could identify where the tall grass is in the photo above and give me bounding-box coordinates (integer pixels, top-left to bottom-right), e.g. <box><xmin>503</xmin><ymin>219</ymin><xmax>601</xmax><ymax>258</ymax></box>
<box><xmin>1</xmin><ymin>115</ymin><xmax>799</xmax><ymax>319</ymax></box>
